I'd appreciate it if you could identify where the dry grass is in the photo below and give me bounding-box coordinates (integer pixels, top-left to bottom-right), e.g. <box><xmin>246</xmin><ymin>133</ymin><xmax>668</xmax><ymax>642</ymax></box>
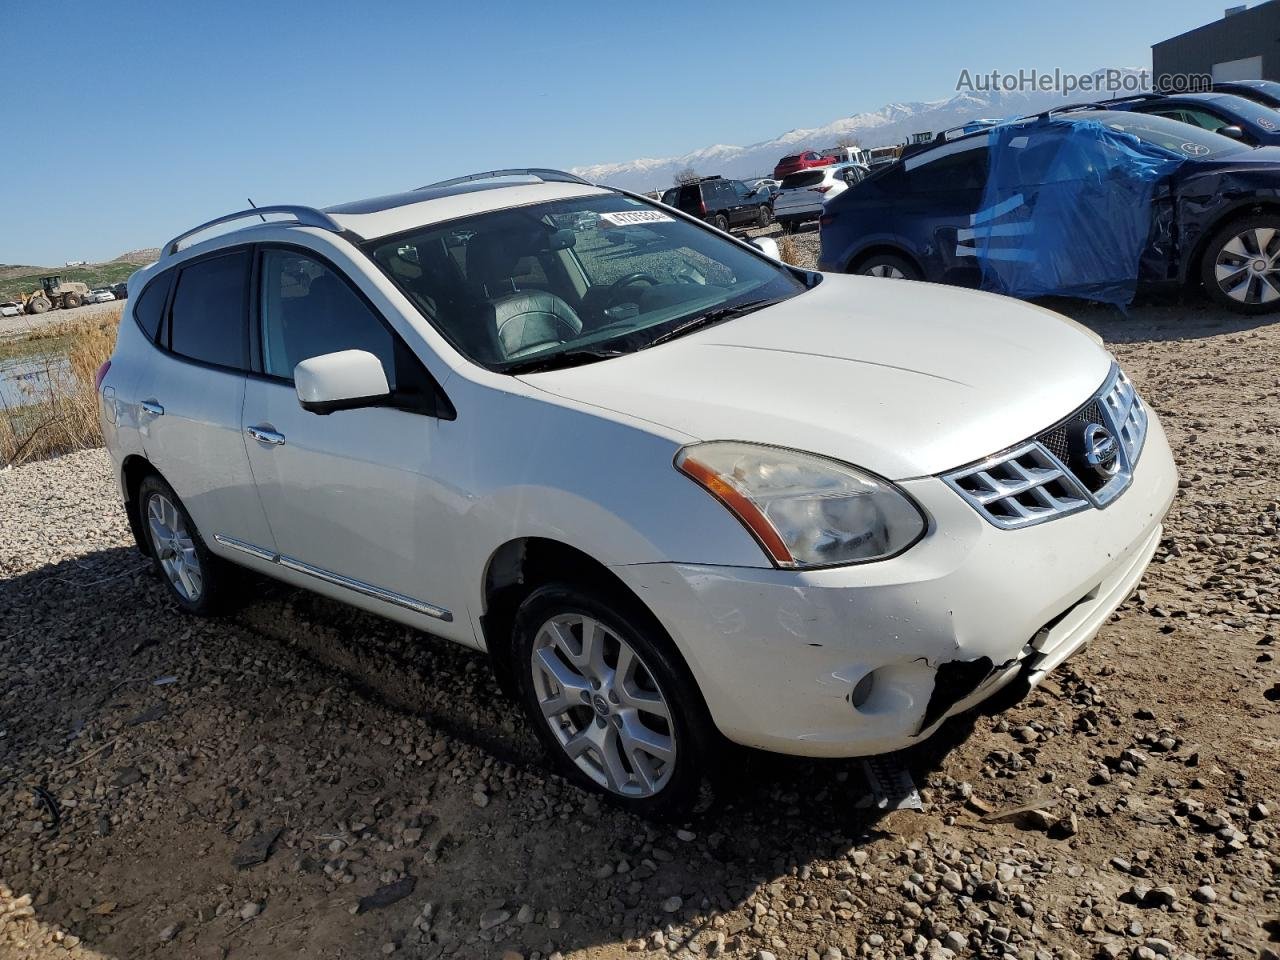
<box><xmin>777</xmin><ymin>234</ymin><xmax>801</xmax><ymax>266</ymax></box>
<box><xmin>1</xmin><ymin>307</ymin><xmax>121</xmax><ymax>467</ymax></box>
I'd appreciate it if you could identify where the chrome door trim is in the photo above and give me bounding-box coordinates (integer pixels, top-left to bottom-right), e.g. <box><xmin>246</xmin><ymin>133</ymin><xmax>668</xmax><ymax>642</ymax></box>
<box><xmin>213</xmin><ymin>534</ymin><xmax>278</xmax><ymax>563</ymax></box>
<box><xmin>277</xmin><ymin>555</ymin><xmax>453</xmax><ymax>621</ymax></box>
<box><xmin>211</xmin><ymin>535</ymin><xmax>453</xmax><ymax>622</ymax></box>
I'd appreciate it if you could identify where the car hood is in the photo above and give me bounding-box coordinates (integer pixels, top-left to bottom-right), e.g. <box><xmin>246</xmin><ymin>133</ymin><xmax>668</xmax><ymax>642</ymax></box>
<box><xmin>521</xmin><ymin>275</ymin><xmax>1113</xmax><ymax>480</ymax></box>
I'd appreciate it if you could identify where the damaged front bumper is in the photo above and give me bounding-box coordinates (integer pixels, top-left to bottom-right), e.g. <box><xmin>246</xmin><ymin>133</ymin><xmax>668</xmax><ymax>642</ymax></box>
<box><xmin>610</xmin><ymin>413</ymin><xmax>1176</xmax><ymax>758</ymax></box>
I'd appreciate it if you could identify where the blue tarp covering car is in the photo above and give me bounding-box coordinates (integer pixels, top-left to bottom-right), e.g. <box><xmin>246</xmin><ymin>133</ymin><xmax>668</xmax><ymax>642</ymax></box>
<box><xmin>818</xmin><ymin>108</ymin><xmax>1280</xmax><ymax>313</ymax></box>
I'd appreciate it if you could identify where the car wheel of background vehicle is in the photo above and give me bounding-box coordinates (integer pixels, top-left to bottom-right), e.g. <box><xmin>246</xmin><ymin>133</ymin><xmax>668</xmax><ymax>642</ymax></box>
<box><xmin>710</xmin><ymin>214</ymin><xmax>729</xmax><ymax>232</ymax></box>
<box><xmin>1200</xmin><ymin>215</ymin><xmax>1280</xmax><ymax>314</ymax></box>
<box><xmin>137</xmin><ymin>474</ymin><xmax>230</xmax><ymax>616</ymax></box>
<box><xmin>63</xmin><ymin>294</ymin><xmax>82</xmax><ymax>309</ymax></box>
<box><xmin>757</xmin><ymin>205</ymin><xmax>773</xmax><ymax>227</ymax></box>
<box><xmin>513</xmin><ymin>582</ymin><xmax>715</xmax><ymax>820</ymax></box>
<box><xmin>853</xmin><ymin>253</ymin><xmax>920</xmax><ymax>281</ymax></box>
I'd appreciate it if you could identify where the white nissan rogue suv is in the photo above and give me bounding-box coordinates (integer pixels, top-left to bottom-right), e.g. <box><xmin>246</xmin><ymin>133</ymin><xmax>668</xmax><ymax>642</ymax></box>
<box><xmin>99</xmin><ymin>168</ymin><xmax>1177</xmax><ymax>817</ymax></box>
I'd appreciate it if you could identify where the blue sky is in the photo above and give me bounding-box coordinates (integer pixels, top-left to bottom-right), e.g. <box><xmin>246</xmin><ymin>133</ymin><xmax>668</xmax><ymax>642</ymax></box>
<box><xmin>4</xmin><ymin>0</ymin><xmax>1233</xmax><ymax>264</ymax></box>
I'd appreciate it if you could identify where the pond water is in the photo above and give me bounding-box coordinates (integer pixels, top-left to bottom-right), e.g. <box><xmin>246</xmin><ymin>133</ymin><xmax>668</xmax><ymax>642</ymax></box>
<box><xmin>0</xmin><ymin>353</ymin><xmax>71</xmax><ymax>408</ymax></box>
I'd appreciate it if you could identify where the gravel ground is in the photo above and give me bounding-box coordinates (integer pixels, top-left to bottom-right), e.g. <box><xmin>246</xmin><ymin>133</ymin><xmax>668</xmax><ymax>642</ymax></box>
<box><xmin>0</xmin><ymin>301</ymin><xmax>124</xmax><ymax>341</ymax></box>
<box><xmin>1</xmin><ymin>275</ymin><xmax>1278</xmax><ymax>960</ymax></box>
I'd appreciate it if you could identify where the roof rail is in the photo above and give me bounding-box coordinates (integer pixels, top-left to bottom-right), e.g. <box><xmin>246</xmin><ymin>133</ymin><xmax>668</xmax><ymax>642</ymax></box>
<box><xmin>163</xmin><ymin>205</ymin><xmax>343</xmax><ymax>257</ymax></box>
<box><xmin>419</xmin><ymin>168</ymin><xmax>594</xmax><ymax>189</ymax></box>
<box><xmin>1098</xmin><ymin>92</ymin><xmax>1165</xmax><ymax>105</ymax></box>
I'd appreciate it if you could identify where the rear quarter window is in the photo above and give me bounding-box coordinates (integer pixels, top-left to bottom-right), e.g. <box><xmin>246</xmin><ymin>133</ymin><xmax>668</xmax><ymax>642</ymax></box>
<box><xmin>132</xmin><ymin>272</ymin><xmax>172</xmax><ymax>342</ymax></box>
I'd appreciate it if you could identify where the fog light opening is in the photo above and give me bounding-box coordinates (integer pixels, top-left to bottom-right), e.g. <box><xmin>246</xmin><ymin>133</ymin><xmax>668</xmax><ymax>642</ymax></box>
<box><xmin>850</xmin><ymin>670</ymin><xmax>876</xmax><ymax>709</ymax></box>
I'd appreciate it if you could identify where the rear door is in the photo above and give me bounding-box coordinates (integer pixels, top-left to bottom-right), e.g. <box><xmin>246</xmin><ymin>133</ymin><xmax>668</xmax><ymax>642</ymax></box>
<box><xmin>895</xmin><ymin>143</ymin><xmax>991</xmax><ymax>285</ymax></box>
<box><xmin>134</xmin><ymin>247</ymin><xmax>276</xmax><ymax>551</ymax></box>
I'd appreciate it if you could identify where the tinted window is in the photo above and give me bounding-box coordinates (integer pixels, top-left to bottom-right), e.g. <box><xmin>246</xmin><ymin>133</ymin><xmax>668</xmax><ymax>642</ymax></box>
<box><xmin>904</xmin><ymin>148</ymin><xmax>989</xmax><ymax>191</ymax></box>
<box><xmin>259</xmin><ymin>249</ymin><xmax>397</xmax><ymax>386</ymax></box>
<box><xmin>169</xmin><ymin>251</ymin><xmax>249</xmax><ymax>368</ymax></box>
<box><xmin>132</xmin><ymin>272</ymin><xmax>171</xmax><ymax>342</ymax></box>
<box><xmin>782</xmin><ymin>171</ymin><xmax>826</xmax><ymax>188</ymax></box>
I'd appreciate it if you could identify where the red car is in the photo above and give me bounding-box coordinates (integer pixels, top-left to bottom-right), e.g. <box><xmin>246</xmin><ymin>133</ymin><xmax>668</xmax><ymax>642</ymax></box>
<box><xmin>772</xmin><ymin>150</ymin><xmax>834</xmax><ymax>181</ymax></box>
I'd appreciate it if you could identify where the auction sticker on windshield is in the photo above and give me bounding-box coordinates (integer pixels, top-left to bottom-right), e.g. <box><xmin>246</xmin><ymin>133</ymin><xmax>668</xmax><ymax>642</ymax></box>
<box><xmin>599</xmin><ymin>210</ymin><xmax>674</xmax><ymax>226</ymax></box>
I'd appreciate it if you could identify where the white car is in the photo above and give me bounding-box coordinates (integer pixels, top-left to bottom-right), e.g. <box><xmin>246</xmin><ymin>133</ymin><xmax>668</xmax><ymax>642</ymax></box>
<box><xmin>99</xmin><ymin>168</ymin><xmax>1176</xmax><ymax>817</ymax></box>
<box><xmin>0</xmin><ymin>301</ymin><xmax>21</xmax><ymax>317</ymax></box>
<box><xmin>773</xmin><ymin>162</ymin><xmax>869</xmax><ymax>231</ymax></box>
<box><xmin>87</xmin><ymin>288</ymin><xmax>117</xmax><ymax>303</ymax></box>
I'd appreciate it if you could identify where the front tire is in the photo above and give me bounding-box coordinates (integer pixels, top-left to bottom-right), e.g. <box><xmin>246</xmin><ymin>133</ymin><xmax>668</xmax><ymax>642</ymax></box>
<box><xmin>137</xmin><ymin>474</ymin><xmax>231</xmax><ymax>616</ymax></box>
<box><xmin>513</xmin><ymin>583</ymin><xmax>713</xmax><ymax>819</ymax></box>
<box><xmin>1200</xmin><ymin>215</ymin><xmax>1280</xmax><ymax>314</ymax></box>
<box><xmin>757</xmin><ymin>205</ymin><xmax>773</xmax><ymax>227</ymax></box>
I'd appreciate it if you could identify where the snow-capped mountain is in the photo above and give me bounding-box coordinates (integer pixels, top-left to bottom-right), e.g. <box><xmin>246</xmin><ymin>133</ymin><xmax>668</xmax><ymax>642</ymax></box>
<box><xmin>572</xmin><ymin>69</ymin><xmax>1146</xmax><ymax>191</ymax></box>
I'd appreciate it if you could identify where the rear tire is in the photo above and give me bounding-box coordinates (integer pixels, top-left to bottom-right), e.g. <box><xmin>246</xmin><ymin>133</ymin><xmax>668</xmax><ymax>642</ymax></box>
<box><xmin>1199</xmin><ymin>215</ymin><xmax>1280</xmax><ymax>314</ymax></box>
<box><xmin>137</xmin><ymin>474</ymin><xmax>232</xmax><ymax>616</ymax></box>
<box><xmin>710</xmin><ymin>214</ymin><xmax>729</xmax><ymax>233</ymax></box>
<box><xmin>512</xmin><ymin>582</ymin><xmax>716</xmax><ymax>820</ymax></box>
<box><xmin>852</xmin><ymin>252</ymin><xmax>921</xmax><ymax>281</ymax></box>
<box><xmin>62</xmin><ymin>294</ymin><xmax>82</xmax><ymax>309</ymax></box>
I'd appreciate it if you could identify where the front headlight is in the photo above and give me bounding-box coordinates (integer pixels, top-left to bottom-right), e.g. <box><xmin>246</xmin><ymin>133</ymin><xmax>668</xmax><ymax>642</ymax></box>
<box><xmin>675</xmin><ymin>441</ymin><xmax>926</xmax><ymax>568</ymax></box>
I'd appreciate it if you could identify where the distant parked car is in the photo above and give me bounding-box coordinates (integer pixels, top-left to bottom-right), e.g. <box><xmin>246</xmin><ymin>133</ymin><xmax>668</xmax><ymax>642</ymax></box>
<box><xmin>0</xmin><ymin>301</ymin><xmax>21</xmax><ymax>318</ymax></box>
<box><xmin>1104</xmin><ymin>92</ymin><xmax>1280</xmax><ymax>147</ymax></box>
<box><xmin>821</xmin><ymin>146</ymin><xmax>870</xmax><ymax>167</ymax></box>
<box><xmin>110</xmin><ymin>282</ymin><xmax>129</xmax><ymax>300</ymax></box>
<box><xmin>87</xmin><ymin>288</ymin><xmax>117</xmax><ymax>303</ymax></box>
<box><xmin>819</xmin><ymin>109</ymin><xmax>1280</xmax><ymax>313</ymax></box>
<box><xmin>665</xmin><ymin>176</ymin><xmax>774</xmax><ymax>232</ymax></box>
<box><xmin>1212</xmin><ymin>80</ymin><xmax>1280</xmax><ymax>109</ymax></box>
<box><xmin>746</xmin><ymin>177</ymin><xmax>781</xmax><ymax>200</ymax></box>
<box><xmin>773</xmin><ymin>162</ymin><xmax>869</xmax><ymax>232</ymax></box>
<box><xmin>772</xmin><ymin>150</ymin><xmax>833</xmax><ymax>181</ymax></box>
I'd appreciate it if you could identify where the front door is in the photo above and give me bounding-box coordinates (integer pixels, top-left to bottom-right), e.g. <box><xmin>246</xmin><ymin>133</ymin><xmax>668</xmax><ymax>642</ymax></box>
<box><xmin>135</xmin><ymin>247</ymin><xmax>275</xmax><ymax>551</ymax></box>
<box><xmin>241</xmin><ymin>245</ymin><xmax>457</xmax><ymax>627</ymax></box>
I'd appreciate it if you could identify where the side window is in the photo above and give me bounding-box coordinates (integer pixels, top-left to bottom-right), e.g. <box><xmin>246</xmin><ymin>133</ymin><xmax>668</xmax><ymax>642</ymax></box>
<box><xmin>169</xmin><ymin>250</ymin><xmax>250</xmax><ymax>369</ymax></box>
<box><xmin>259</xmin><ymin>249</ymin><xmax>397</xmax><ymax>386</ymax></box>
<box><xmin>903</xmin><ymin>148</ymin><xmax>990</xmax><ymax>192</ymax></box>
<box><xmin>132</xmin><ymin>271</ymin><xmax>172</xmax><ymax>342</ymax></box>
<box><xmin>732</xmin><ymin>181</ymin><xmax>751</xmax><ymax>199</ymax></box>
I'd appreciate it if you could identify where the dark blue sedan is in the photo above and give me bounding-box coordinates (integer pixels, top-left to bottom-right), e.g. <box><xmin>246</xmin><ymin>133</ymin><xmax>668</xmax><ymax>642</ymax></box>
<box><xmin>1105</xmin><ymin>92</ymin><xmax>1280</xmax><ymax>147</ymax></box>
<box><xmin>817</xmin><ymin>109</ymin><xmax>1280</xmax><ymax>313</ymax></box>
<box><xmin>1213</xmin><ymin>80</ymin><xmax>1280</xmax><ymax>110</ymax></box>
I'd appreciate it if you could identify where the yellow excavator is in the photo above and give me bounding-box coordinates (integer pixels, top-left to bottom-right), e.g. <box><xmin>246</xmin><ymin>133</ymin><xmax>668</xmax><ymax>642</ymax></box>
<box><xmin>23</xmin><ymin>275</ymin><xmax>90</xmax><ymax>314</ymax></box>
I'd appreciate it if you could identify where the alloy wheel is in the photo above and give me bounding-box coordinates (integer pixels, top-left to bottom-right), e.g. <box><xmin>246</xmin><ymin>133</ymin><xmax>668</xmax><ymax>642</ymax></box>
<box><xmin>1214</xmin><ymin>226</ymin><xmax>1280</xmax><ymax>304</ymax></box>
<box><xmin>865</xmin><ymin>264</ymin><xmax>907</xmax><ymax>279</ymax></box>
<box><xmin>530</xmin><ymin>613</ymin><xmax>676</xmax><ymax>798</ymax></box>
<box><xmin>146</xmin><ymin>493</ymin><xmax>202</xmax><ymax>602</ymax></box>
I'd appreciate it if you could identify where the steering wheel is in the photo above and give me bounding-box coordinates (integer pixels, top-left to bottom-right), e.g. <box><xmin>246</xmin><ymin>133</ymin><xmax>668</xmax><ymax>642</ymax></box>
<box><xmin>601</xmin><ymin>272</ymin><xmax>660</xmax><ymax>308</ymax></box>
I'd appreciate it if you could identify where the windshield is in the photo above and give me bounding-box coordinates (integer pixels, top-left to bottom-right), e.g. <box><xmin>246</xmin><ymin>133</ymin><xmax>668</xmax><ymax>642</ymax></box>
<box><xmin>366</xmin><ymin>194</ymin><xmax>807</xmax><ymax>372</ymax></box>
<box><xmin>1095</xmin><ymin>111</ymin><xmax>1249</xmax><ymax>158</ymax></box>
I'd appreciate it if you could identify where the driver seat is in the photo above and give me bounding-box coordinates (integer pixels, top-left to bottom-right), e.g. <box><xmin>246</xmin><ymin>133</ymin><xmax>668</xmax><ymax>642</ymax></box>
<box><xmin>487</xmin><ymin>290</ymin><xmax>583</xmax><ymax>359</ymax></box>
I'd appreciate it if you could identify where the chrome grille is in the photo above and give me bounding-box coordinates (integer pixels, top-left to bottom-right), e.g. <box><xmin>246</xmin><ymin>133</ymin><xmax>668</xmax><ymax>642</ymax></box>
<box><xmin>943</xmin><ymin>365</ymin><xmax>1148</xmax><ymax>529</ymax></box>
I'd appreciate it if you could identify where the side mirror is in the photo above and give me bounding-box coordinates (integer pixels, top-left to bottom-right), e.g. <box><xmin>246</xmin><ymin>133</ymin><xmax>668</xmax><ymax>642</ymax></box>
<box><xmin>751</xmin><ymin>237</ymin><xmax>782</xmax><ymax>261</ymax></box>
<box><xmin>295</xmin><ymin>349</ymin><xmax>390</xmax><ymax>415</ymax></box>
<box><xmin>1218</xmin><ymin>125</ymin><xmax>1247</xmax><ymax>141</ymax></box>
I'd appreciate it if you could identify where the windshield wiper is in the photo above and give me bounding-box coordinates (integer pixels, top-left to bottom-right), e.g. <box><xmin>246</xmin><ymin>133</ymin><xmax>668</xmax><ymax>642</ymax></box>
<box><xmin>645</xmin><ymin>298</ymin><xmax>785</xmax><ymax>348</ymax></box>
<box><xmin>503</xmin><ymin>348</ymin><xmax>627</xmax><ymax>375</ymax></box>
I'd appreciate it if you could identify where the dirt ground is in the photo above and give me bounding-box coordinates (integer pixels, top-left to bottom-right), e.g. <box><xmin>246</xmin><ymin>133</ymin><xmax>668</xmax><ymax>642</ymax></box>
<box><xmin>0</xmin><ymin>286</ymin><xmax>1277</xmax><ymax>960</ymax></box>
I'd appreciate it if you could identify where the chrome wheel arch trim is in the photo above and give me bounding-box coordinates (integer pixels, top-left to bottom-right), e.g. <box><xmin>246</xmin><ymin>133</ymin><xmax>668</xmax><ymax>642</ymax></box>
<box><xmin>212</xmin><ymin>534</ymin><xmax>452</xmax><ymax>622</ymax></box>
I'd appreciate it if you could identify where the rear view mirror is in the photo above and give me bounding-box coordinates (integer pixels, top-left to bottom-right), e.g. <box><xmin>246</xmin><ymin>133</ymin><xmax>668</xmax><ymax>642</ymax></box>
<box><xmin>1218</xmin><ymin>125</ymin><xmax>1247</xmax><ymax>141</ymax></box>
<box><xmin>751</xmin><ymin>237</ymin><xmax>782</xmax><ymax>260</ymax></box>
<box><xmin>295</xmin><ymin>349</ymin><xmax>390</xmax><ymax>415</ymax></box>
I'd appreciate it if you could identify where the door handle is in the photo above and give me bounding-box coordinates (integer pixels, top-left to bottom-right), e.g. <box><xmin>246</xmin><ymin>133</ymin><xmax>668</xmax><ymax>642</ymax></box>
<box><xmin>140</xmin><ymin>399</ymin><xmax>164</xmax><ymax>417</ymax></box>
<box><xmin>246</xmin><ymin>425</ymin><xmax>286</xmax><ymax>446</ymax></box>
